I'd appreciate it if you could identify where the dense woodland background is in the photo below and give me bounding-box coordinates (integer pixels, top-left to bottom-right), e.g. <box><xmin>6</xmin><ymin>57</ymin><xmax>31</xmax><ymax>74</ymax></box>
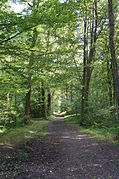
<box><xmin>0</xmin><ymin>0</ymin><xmax>119</xmax><ymax>141</ymax></box>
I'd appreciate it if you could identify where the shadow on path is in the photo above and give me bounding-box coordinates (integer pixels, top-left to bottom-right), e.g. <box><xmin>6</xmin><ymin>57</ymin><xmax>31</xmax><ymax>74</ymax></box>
<box><xmin>0</xmin><ymin>117</ymin><xmax>119</xmax><ymax>179</ymax></box>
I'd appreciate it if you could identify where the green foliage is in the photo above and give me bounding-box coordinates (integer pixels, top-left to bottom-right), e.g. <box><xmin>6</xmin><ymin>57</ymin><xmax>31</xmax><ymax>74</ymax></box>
<box><xmin>17</xmin><ymin>152</ymin><xmax>29</xmax><ymax>161</ymax></box>
<box><xmin>0</xmin><ymin>0</ymin><xmax>118</xmax><ymax>144</ymax></box>
<box><xmin>66</xmin><ymin>115</ymin><xmax>119</xmax><ymax>144</ymax></box>
<box><xmin>0</xmin><ymin>119</ymin><xmax>48</xmax><ymax>145</ymax></box>
<box><xmin>47</xmin><ymin>114</ymin><xmax>55</xmax><ymax>121</ymax></box>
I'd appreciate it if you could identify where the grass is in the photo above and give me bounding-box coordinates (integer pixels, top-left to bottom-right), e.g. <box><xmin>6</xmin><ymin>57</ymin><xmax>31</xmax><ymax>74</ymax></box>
<box><xmin>47</xmin><ymin>114</ymin><xmax>56</xmax><ymax>121</ymax></box>
<box><xmin>79</xmin><ymin>127</ymin><xmax>119</xmax><ymax>143</ymax></box>
<box><xmin>65</xmin><ymin>114</ymin><xmax>119</xmax><ymax>145</ymax></box>
<box><xmin>0</xmin><ymin>119</ymin><xmax>48</xmax><ymax>145</ymax></box>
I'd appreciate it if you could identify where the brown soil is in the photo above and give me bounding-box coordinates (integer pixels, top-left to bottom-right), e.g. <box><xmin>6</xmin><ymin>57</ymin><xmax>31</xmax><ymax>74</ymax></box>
<box><xmin>0</xmin><ymin>117</ymin><xmax>119</xmax><ymax>179</ymax></box>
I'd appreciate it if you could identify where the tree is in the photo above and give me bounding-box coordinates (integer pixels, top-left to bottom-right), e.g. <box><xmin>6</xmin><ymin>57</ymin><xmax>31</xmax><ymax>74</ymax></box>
<box><xmin>80</xmin><ymin>0</ymin><xmax>88</xmax><ymax>126</ymax></box>
<box><xmin>108</xmin><ymin>0</ymin><xmax>119</xmax><ymax>120</ymax></box>
<box><xmin>24</xmin><ymin>28</ymin><xmax>38</xmax><ymax>123</ymax></box>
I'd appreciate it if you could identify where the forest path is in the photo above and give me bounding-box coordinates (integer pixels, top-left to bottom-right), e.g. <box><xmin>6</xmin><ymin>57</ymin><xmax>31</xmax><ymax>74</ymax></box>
<box><xmin>1</xmin><ymin>117</ymin><xmax>119</xmax><ymax>179</ymax></box>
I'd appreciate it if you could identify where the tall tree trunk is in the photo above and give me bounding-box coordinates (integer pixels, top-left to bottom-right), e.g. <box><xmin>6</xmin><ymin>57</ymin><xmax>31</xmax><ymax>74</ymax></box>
<box><xmin>85</xmin><ymin>0</ymin><xmax>97</xmax><ymax>106</ymax></box>
<box><xmin>107</xmin><ymin>59</ymin><xmax>113</xmax><ymax>107</ymax></box>
<box><xmin>24</xmin><ymin>28</ymin><xmax>37</xmax><ymax>123</ymax></box>
<box><xmin>80</xmin><ymin>0</ymin><xmax>98</xmax><ymax>125</ymax></box>
<box><xmin>25</xmin><ymin>72</ymin><xmax>31</xmax><ymax>123</ymax></box>
<box><xmin>80</xmin><ymin>8</ymin><xmax>87</xmax><ymax>126</ymax></box>
<box><xmin>65</xmin><ymin>85</ymin><xmax>68</xmax><ymax>101</ymax></box>
<box><xmin>85</xmin><ymin>66</ymin><xmax>92</xmax><ymax>105</ymax></box>
<box><xmin>108</xmin><ymin>0</ymin><xmax>119</xmax><ymax>120</ymax></box>
<box><xmin>41</xmin><ymin>81</ymin><xmax>46</xmax><ymax>118</ymax></box>
<box><xmin>47</xmin><ymin>88</ymin><xmax>51</xmax><ymax>116</ymax></box>
<box><xmin>70</xmin><ymin>81</ymin><xmax>73</xmax><ymax>103</ymax></box>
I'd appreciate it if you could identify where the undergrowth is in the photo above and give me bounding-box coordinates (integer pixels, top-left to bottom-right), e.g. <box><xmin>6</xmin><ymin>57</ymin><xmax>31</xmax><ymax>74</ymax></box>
<box><xmin>0</xmin><ymin>119</ymin><xmax>48</xmax><ymax>145</ymax></box>
<box><xmin>65</xmin><ymin>114</ymin><xmax>119</xmax><ymax>145</ymax></box>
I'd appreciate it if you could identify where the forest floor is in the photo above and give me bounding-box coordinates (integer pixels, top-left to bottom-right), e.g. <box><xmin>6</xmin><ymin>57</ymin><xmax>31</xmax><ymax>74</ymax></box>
<box><xmin>0</xmin><ymin>116</ymin><xmax>119</xmax><ymax>179</ymax></box>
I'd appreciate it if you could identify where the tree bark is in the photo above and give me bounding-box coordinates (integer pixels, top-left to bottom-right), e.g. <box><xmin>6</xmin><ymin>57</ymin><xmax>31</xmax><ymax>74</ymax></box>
<box><xmin>70</xmin><ymin>82</ymin><xmax>73</xmax><ymax>103</ymax></box>
<box><xmin>25</xmin><ymin>72</ymin><xmax>31</xmax><ymax>124</ymax></box>
<box><xmin>47</xmin><ymin>88</ymin><xmax>51</xmax><ymax>116</ymax></box>
<box><xmin>80</xmin><ymin>9</ymin><xmax>87</xmax><ymax>126</ymax></box>
<box><xmin>24</xmin><ymin>28</ymin><xmax>37</xmax><ymax>123</ymax></box>
<box><xmin>107</xmin><ymin>59</ymin><xmax>113</xmax><ymax>107</ymax></box>
<box><xmin>80</xmin><ymin>0</ymin><xmax>98</xmax><ymax>126</ymax></box>
<box><xmin>41</xmin><ymin>81</ymin><xmax>46</xmax><ymax>118</ymax></box>
<box><xmin>85</xmin><ymin>0</ymin><xmax>97</xmax><ymax>106</ymax></box>
<box><xmin>108</xmin><ymin>0</ymin><xmax>119</xmax><ymax>120</ymax></box>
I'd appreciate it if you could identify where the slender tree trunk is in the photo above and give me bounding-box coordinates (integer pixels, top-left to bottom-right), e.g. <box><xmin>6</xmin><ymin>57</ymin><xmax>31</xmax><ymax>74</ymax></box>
<box><xmin>80</xmin><ymin>10</ymin><xmax>87</xmax><ymax>126</ymax></box>
<box><xmin>7</xmin><ymin>93</ymin><xmax>10</xmax><ymax>125</ymax></box>
<box><xmin>70</xmin><ymin>82</ymin><xmax>73</xmax><ymax>103</ymax></box>
<box><xmin>108</xmin><ymin>0</ymin><xmax>119</xmax><ymax>120</ymax></box>
<box><xmin>25</xmin><ymin>72</ymin><xmax>31</xmax><ymax>123</ymax></box>
<box><xmin>47</xmin><ymin>88</ymin><xmax>51</xmax><ymax>116</ymax></box>
<box><xmin>107</xmin><ymin>60</ymin><xmax>113</xmax><ymax>107</ymax></box>
<box><xmin>85</xmin><ymin>66</ymin><xmax>92</xmax><ymax>105</ymax></box>
<box><xmin>85</xmin><ymin>0</ymin><xmax>97</xmax><ymax>106</ymax></box>
<box><xmin>7</xmin><ymin>93</ymin><xmax>10</xmax><ymax>110</ymax></box>
<box><xmin>24</xmin><ymin>28</ymin><xmax>37</xmax><ymax>123</ymax></box>
<box><xmin>65</xmin><ymin>85</ymin><xmax>68</xmax><ymax>101</ymax></box>
<box><xmin>41</xmin><ymin>81</ymin><xmax>46</xmax><ymax>118</ymax></box>
<box><xmin>80</xmin><ymin>0</ymin><xmax>98</xmax><ymax>125</ymax></box>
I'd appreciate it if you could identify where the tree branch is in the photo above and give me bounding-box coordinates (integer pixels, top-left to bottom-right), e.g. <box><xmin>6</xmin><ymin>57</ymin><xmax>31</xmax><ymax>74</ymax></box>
<box><xmin>0</xmin><ymin>25</ymin><xmax>38</xmax><ymax>45</ymax></box>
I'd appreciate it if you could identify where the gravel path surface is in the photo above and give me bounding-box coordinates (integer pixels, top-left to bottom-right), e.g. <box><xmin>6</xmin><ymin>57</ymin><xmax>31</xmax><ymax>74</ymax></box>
<box><xmin>0</xmin><ymin>117</ymin><xmax>119</xmax><ymax>179</ymax></box>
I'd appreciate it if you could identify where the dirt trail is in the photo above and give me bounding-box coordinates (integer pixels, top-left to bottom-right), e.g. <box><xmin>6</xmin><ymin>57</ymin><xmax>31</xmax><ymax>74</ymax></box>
<box><xmin>1</xmin><ymin>117</ymin><xmax>119</xmax><ymax>179</ymax></box>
